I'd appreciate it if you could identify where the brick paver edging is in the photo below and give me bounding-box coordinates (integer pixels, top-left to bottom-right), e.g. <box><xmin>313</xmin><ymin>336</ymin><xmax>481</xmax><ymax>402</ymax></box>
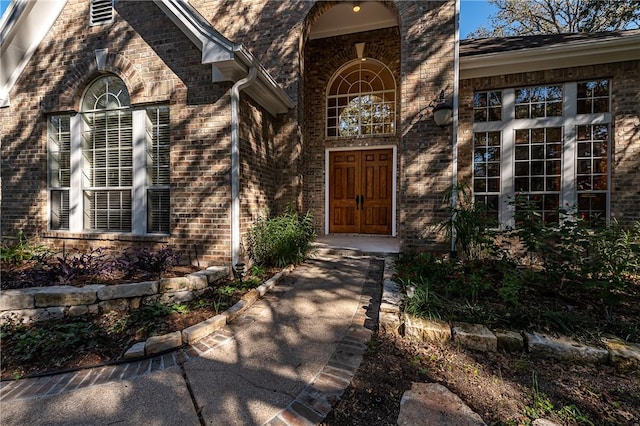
<box><xmin>0</xmin><ymin>266</ymin><xmax>293</xmax><ymax>402</ymax></box>
<box><xmin>263</xmin><ymin>256</ymin><xmax>385</xmax><ymax>426</ymax></box>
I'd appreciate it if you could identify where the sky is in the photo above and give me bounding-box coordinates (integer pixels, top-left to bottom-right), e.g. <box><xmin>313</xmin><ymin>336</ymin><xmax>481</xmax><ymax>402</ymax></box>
<box><xmin>0</xmin><ymin>0</ymin><xmax>496</xmax><ymax>38</ymax></box>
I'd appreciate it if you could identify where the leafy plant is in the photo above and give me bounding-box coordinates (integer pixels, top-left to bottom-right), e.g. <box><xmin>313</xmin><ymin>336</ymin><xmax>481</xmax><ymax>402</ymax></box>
<box><xmin>0</xmin><ymin>231</ymin><xmax>53</xmax><ymax>263</ymax></box>
<box><xmin>498</xmin><ymin>267</ymin><xmax>525</xmax><ymax>306</ymax></box>
<box><xmin>53</xmin><ymin>247</ymin><xmax>108</xmax><ymax>285</ymax></box>
<box><xmin>246</xmin><ymin>207</ymin><xmax>316</xmax><ymax>267</ymax></box>
<box><xmin>2</xmin><ymin>319</ymin><xmax>98</xmax><ymax>365</ymax></box>
<box><xmin>402</xmin><ymin>277</ymin><xmax>444</xmax><ymax>320</ymax></box>
<box><xmin>438</xmin><ymin>182</ymin><xmax>499</xmax><ymax>260</ymax></box>
<box><xmin>119</xmin><ymin>245</ymin><xmax>179</xmax><ymax>279</ymax></box>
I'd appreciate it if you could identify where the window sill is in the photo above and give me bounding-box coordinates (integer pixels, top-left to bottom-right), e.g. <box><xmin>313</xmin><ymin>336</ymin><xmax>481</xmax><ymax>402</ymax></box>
<box><xmin>41</xmin><ymin>231</ymin><xmax>170</xmax><ymax>244</ymax></box>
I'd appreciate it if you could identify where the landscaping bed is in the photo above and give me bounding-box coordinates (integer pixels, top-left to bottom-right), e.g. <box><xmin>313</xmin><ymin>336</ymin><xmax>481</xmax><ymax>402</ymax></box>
<box><xmin>0</xmin><ymin>269</ymin><xmax>273</xmax><ymax>381</ymax></box>
<box><xmin>323</xmin><ymin>332</ymin><xmax>640</xmax><ymax>426</ymax></box>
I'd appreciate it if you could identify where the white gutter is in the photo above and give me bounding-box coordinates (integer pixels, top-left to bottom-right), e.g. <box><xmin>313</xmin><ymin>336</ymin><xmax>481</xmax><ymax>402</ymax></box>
<box><xmin>154</xmin><ymin>0</ymin><xmax>293</xmax><ymax>115</ymax></box>
<box><xmin>231</xmin><ymin>66</ymin><xmax>258</xmax><ymax>268</ymax></box>
<box><xmin>451</xmin><ymin>0</ymin><xmax>460</xmax><ymax>256</ymax></box>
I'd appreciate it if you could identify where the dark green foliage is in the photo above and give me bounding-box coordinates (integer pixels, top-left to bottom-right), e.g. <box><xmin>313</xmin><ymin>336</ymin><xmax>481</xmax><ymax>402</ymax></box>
<box><xmin>1</xmin><ymin>319</ymin><xmax>99</xmax><ymax>365</ymax></box>
<box><xmin>400</xmin><ymin>194</ymin><xmax>640</xmax><ymax>341</ymax></box>
<box><xmin>0</xmin><ymin>231</ymin><xmax>53</xmax><ymax>264</ymax></box>
<box><xmin>439</xmin><ymin>182</ymin><xmax>500</xmax><ymax>260</ymax></box>
<box><xmin>246</xmin><ymin>208</ymin><xmax>316</xmax><ymax>267</ymax></box>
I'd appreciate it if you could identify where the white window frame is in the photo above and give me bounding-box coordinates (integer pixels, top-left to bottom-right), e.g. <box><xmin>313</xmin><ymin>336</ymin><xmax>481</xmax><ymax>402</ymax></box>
<box><xmin>326</xmin><ymin>59</ymin><xmax>396</xmax><ymax>138</ymax></box>
<box><xmin>472</xmin><ymin>81</ymin><xmax>611</xmax><ymax>228</ymax></box>
<box><xmin>48</xmin><ymin>77</ymin><xmax>169</xmax><ymax>235</ymax></box>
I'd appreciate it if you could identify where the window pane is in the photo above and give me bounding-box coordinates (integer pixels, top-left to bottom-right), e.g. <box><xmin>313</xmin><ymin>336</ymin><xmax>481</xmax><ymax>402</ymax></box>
<box><xmin>50</xmin><ymin>190</ymin><xmax>70</xmax><ymax>230</ymax></box>
<box><xmin>577</xmin><ymin>80</ymin><xmax>610</xmax><ymax>114</ymax></box>
<box><xmin>515</xmin><ymin>85</ymin><xmax>563</xmax><ymax>119</ymax></box>
<box><xmin>473</xmin><ymin>91</ymin><xmax>502</xmax><ymax>122</ymax></box>
<box><xmin>148</xmin><ymin>189</ymin><xmax>170</xmax><ymax>234</ymax></box>
<box><xmin>328</xmin><ymin>60</ymin><xmax>395</xmax><ymax>137</ymax></box>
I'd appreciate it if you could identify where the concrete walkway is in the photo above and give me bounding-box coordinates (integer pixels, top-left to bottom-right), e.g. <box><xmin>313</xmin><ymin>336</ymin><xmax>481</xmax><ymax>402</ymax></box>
<box><xmin>0</xmin><ymin>252</ymin><xmax>383</xmax><ymax>426</ymax></box>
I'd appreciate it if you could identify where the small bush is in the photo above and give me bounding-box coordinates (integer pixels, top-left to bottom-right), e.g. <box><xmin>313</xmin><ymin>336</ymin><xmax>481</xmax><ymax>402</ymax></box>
<box><xmin>246</xmin><ymin>208</ymin><xmax>316</xmax><ymax>267</ymax></box>
<box><xmin>438</xmin><ymin>182</ymin><xmax>499</xmax><ymax>260</ymax></box>
<box><xmin>0</xmin><ymin>231</ymin><xmax>53</xmax><ymax>264</ymax></box>
<box><xmin>119</xmin><ymin>246</ymin><xmax>178</xmax><ymax>279</ymax></box>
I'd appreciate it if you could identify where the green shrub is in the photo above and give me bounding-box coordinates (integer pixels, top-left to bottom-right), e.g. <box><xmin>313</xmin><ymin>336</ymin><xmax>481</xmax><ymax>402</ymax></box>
<box><xmin>438</xmin><ymin>182</ymin><xmax>499</xmax><ymax>260</ymax></box>
<box><xmin>246</xmin><ymin>208</ymin><xmax>316</xmax><ymax>267</ymax></box>
<box><xmin>509</xmin><ymin>194</ymin><xmax>640</xmax><ymax>299</ymax></box>
<box><xmin>0</xmin><ymin>231</ymin><xmax>52</xmax><ymax>263</ymax></box>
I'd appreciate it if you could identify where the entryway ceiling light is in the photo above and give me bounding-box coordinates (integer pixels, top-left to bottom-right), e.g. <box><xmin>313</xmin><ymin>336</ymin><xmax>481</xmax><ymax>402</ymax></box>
<box><xmin>352</xmin><ymin>2</ymin><xmax>361</xmax><ymax>12</ymax></box>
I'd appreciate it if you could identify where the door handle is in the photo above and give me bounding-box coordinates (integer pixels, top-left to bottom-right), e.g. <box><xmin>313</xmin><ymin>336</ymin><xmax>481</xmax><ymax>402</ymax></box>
<box><xmin>355</xmin><ymin>195</ymin><xmax>360</xmax><ymax>210</ymax></box>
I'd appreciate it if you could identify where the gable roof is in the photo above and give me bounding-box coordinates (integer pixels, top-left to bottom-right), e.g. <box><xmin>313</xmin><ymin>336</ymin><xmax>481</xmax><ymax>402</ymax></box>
<box><xmin>0</xmin><ymin>0</ymin><xmax>67</xmax><ymax>107</ymax></box>
<box><xmin>0</xmin><ymin>0</ymin><xmax>293</xmax><ymax>114</ymax></box>
<box><xmin>460</xmin><ymin>29</ymin><xmax>640</xmax><ymax>79</ymax></box>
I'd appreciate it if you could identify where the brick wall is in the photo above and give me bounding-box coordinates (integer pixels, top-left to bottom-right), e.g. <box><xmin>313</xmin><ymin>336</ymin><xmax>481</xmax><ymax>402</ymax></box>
<box><xmin>458</xmin><ymin>59</ymin><xmax>640</xmax><ymax>227</ymax></box>
<box><xmin>1</xmin><ymin>0</ymin><xmax>458</xmax><ymax>264</ymax></box>
<box><xmin>1</xmin><ymin>0</ymin><xmax>236</xmax><ymax>264</ymax></box>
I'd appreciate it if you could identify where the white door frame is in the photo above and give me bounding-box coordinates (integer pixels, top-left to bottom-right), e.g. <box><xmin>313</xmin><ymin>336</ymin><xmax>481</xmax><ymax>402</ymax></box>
<box><xmin>324</xmin><ymin>145</ymin><xmax>397</xmax><ymax>236</ymax></box>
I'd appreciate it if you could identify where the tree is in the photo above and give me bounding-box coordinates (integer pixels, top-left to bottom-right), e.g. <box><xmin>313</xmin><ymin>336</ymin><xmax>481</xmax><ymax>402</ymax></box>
<box><xmin>469</xmin><ymin>0</ymin><xmax>640</xmax><ymax>38</ymax></box>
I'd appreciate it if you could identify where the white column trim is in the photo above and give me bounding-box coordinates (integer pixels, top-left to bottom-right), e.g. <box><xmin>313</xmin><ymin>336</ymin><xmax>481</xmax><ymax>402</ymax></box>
<box><xmin>69</xmin><ymin>114</ymin><xmax>83</xmax><ymax>232</ymax></box>
<box><xmin>132</xmin><ymin>109</ymin><xmax>147</xmax><ymax>235</ymax></box>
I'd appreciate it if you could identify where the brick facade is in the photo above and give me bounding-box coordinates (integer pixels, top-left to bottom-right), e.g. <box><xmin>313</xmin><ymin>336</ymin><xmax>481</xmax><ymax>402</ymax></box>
<box><xmin>458</xmin><ymin>59</ymin><xmax>640</xmax><ymax>227</ymax></box>
<box><xmin>0</xmin><ymin>0</ymin><xmax>268</xmax><ymax>264</ymax></box>
<box><xmin>1</xmin><ymin>0</ymin><xmax>459</xmax><ymax>264</ymax></box>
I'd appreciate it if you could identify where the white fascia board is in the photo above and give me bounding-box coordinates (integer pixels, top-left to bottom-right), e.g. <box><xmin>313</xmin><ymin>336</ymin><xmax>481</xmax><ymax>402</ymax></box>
<box><xmin>460</xmin><ymin>34</ymin><xmax>640</xmax><ymax>79</ymax></box>
<box><xmin>154</xmin><ymin>0</ymin><xmax>235</xmax><ymax>64</ymax></box>
<box><xmin>233</xmin><ymin>46</ymin><xmax>295</xmax><ymax>113</ymax></box>
<box><xmin>0</xmin><ymin>0</ymin><xmax>68</xmax><ymax>108</ymax></box>
<box><xmin>154</xmin><ymin>0</ymin><xmax>293</xmax><ymax>115</ymax></box>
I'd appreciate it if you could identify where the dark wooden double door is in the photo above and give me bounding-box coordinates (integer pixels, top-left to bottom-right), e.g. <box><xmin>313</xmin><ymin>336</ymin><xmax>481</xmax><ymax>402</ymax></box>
<box><xmin>329</xmin><ymin>149</ymin><xmax>393</xmax><ymax>235</ymax></box>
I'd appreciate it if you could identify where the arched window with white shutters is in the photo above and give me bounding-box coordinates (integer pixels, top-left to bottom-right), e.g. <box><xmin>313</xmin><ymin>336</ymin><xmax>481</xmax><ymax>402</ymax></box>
<box><xmin>48</xmin><ymin>74</ymin><xmax>170</xmax><ymax>234</ymax></box>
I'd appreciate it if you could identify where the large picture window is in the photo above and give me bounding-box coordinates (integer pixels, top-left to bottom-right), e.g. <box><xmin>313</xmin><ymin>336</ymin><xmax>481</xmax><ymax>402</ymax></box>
<box><xmin>326</xmin><ymin>59</ymin><xmax>396</xmax><ymax>137</ymax></box>
<box><xmin>471</xmin><ymin>80</ymin><xmax>610</xmax><ymax>227</ymax></box>
<box><xmin>48</xmin><ymin>75</ymin><xmax>170</xmax><ymax>234</ymax></box>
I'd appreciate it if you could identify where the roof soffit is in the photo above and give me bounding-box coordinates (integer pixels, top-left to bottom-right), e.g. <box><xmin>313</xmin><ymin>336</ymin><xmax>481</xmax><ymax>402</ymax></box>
<box><xmin>460</xmin><ymin>32</ymin><xmax>640</xmax><ymax>79</ymax></box>
<box><xmin>154</xmin><ymin>0</ymin><xmax>293</xmax><ymax>115</ymax></box>
<box><xmin>0</xmin><ymin>0</ymin><xmax>68</xmax><ymax>107</ymax></box>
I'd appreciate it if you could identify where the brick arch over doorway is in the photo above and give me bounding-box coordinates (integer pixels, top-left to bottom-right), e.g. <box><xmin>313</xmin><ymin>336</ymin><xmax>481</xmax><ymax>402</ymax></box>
<box><xmin>301</xmin><ymin>18</ymin><xmax>401</xmax><ymax>236</ymax></box>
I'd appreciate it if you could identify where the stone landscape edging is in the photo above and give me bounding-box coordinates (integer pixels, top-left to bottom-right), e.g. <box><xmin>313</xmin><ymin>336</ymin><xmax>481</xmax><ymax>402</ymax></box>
<box><xmin>0</xmin><ymin>265</ymin><xmax>293</xmax><ymax>360</ymax></box>
<box><xmin>0</xmin><ymin>266</ymin><xmax>229</xmax><ymax>324</ymax></box>
<box><xmin>379</xmin><ymin>257</ymin><xmax>640</xmax><ymax>371</ymax></box>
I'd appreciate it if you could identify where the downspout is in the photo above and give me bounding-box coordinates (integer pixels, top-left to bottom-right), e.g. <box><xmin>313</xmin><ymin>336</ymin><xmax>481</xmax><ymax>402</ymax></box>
<box><xmin>451</xmin><ymin>0</ymin><xmax>461</xmax><ymax>257</ymax></box>
<box><xmin>231</xmin><ymin>66</ymin><xmax>258</xmax><ymax>268</ymax></box>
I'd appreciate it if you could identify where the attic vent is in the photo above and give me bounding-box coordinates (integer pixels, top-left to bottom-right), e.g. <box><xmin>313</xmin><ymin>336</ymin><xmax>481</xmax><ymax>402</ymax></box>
<box><xmin>90</xmin><ymin>0</ymin><xmax>113</xmax><ymax>25</ymax></box>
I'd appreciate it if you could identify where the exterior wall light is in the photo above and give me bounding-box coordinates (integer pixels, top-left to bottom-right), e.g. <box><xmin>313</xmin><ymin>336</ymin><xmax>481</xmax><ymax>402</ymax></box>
<box><xmin>352</xmin><ymin>2</ymin><xmax>361</xmax><ymax>12</ymax></box>
<box><xmin>432</xmin><ymin>90</ymin><xmax>453</xmax><ymax>127</ymax></box>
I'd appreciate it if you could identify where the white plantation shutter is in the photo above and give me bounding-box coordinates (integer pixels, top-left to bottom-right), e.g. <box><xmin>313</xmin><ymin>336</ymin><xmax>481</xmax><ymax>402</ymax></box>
<box><xmin>48</xmin><ymin>115</ymin><xmax>71</xmax><ymax>230</ymax></box>
<box><xmin>81</xmin><ymin>76</ymin><xmax>133</xmax><ymax>232</ymax></box>
<box><xmin>48</xmin><ymin>74</ymin><xmax>171</xmax><ymax>235</ymax></box>
<box><xmin>90</xmin><ymin>0</ymin><xmax>113</xmax><ymax>26</ymax></box>
<box><xmin>145</xmin><ymin>106</ymin><xmax>170</xmax><ymax>233</ymax></box>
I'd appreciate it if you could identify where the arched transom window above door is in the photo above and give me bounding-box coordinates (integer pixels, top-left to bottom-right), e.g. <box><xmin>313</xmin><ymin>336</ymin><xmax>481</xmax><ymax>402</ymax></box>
<box><xmin>327</xmin><ymin>59</ymin><xmax>396</xmax><ymax>137</ymax></box>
